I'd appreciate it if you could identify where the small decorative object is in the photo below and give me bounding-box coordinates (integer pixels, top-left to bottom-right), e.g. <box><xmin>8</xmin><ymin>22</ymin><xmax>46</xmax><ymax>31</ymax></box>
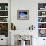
<box><xmin>45</xmin><ymin>6</ymin><xmax>46</xmax><ymax>8</ymax></box>
<box><xmin>11</xmin><ymin>23</ymin><xmax>16</xmax><ymax>30</ymax></box>
<box><xmin>39</xmin><ymin>29</ymin><xmax>46</xmax><ymax>37</ymax></box>
<box><xmin>40</xmin><ymin>8</ymin><xmax>44</xmax><ymax>10</ymax></box>
<box><xmin>29</xmin><ymin>25</ymin><xmax>35</xmax><ymax>30</ymax></box>
<box><xmin>0</xmin><ymin>6</ymin><xmax>1</xmax><ymax>10</ymax></box>
<box><xmin>42</xmin><ymin>12</ymin><xmax>45</xmax><ymax>15</ymax></box>
<box><xmin>5</xmin><ymin>6</ymin><xmax>8</xmax><ymax>10</ymax></box>
<box><xmin>38</xmin><ymin>3</ymin><xmax>46</xmax><ymax>10</ymax></box>
<box><xmin>0</xmin><ymin>17</ymin><xmax>8</xmax><ymax>22</ymax></box>
<box><xmin>38</xmin><ymin>23</ymin><xmax>46</xmax><ymax>28</ymax></box>
<box><xmin>17</xmin><ymin>10</ymin><xmax>29</xmax><ymax>20</ymax></box>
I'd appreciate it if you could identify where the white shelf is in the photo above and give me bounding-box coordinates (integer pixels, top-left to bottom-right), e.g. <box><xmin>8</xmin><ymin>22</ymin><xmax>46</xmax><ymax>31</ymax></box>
<box><xmin>38</xmin><ymin>28</ymin><xmax>46</xmax><ymax>29</ymax></box>
<box><xmin>38</xmin><ymin>22</ymin><xmax>46</xmax><ymax>23</ymax></box>
<box><xmin>0</xmin><ymin>16</ymin><xmax>8</xmax><ymax>17</ymax></box>
<box><xmin>0</xmin><ymin>10</ymin><xmax>8</xmax><ymax>11</ymax></box>
<box><xmin>38</xmin><ymin>10</ymin><xmax>46</xmax><ymax>11</ymax></box>
<box><xmin>38</xmin><ymin>16</ymin><xmax>46</xmax><ymax>17</ymax></box>
<box><xmin>0</xmin><ymin>22</ymin><xmax>8</xmax><ymax>23</ymax></box>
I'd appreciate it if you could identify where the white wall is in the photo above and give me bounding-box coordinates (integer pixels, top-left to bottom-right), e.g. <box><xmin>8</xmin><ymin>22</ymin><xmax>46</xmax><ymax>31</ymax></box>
<box><xmin>11</xmin><ymin>0</ymin><xmax>46</xmax><ymax>46</ymax></box>
<box><xmin>11</xmin><ymin>0</ymin><xmax>46</xmax><ymax>30</ymax></box>
<box><xmin>11</xmin><ymin>0</ymin><xmax>38</xmax><ymax>30</ymax></box>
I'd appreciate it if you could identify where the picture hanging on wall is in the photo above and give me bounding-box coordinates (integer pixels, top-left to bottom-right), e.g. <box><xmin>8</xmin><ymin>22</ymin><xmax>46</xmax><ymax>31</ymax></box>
<box><xmin>17</xmin><ymin>10</ymin><xmax>29</xmax><ymax>20</ymax></box>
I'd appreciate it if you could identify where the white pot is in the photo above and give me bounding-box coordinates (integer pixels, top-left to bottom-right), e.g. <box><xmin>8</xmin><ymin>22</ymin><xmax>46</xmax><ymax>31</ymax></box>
<box><xmin>21</xmin><ymin>40</ymin><xmax>25</xmax><ymax>46</ymax></box>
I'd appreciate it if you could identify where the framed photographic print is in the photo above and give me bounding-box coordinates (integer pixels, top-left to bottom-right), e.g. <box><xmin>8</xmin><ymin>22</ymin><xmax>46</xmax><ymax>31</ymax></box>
<box><xmin>17</xmin><ymin>10</ymin><xmax>29</xmax><ymax>20</ymax></box>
